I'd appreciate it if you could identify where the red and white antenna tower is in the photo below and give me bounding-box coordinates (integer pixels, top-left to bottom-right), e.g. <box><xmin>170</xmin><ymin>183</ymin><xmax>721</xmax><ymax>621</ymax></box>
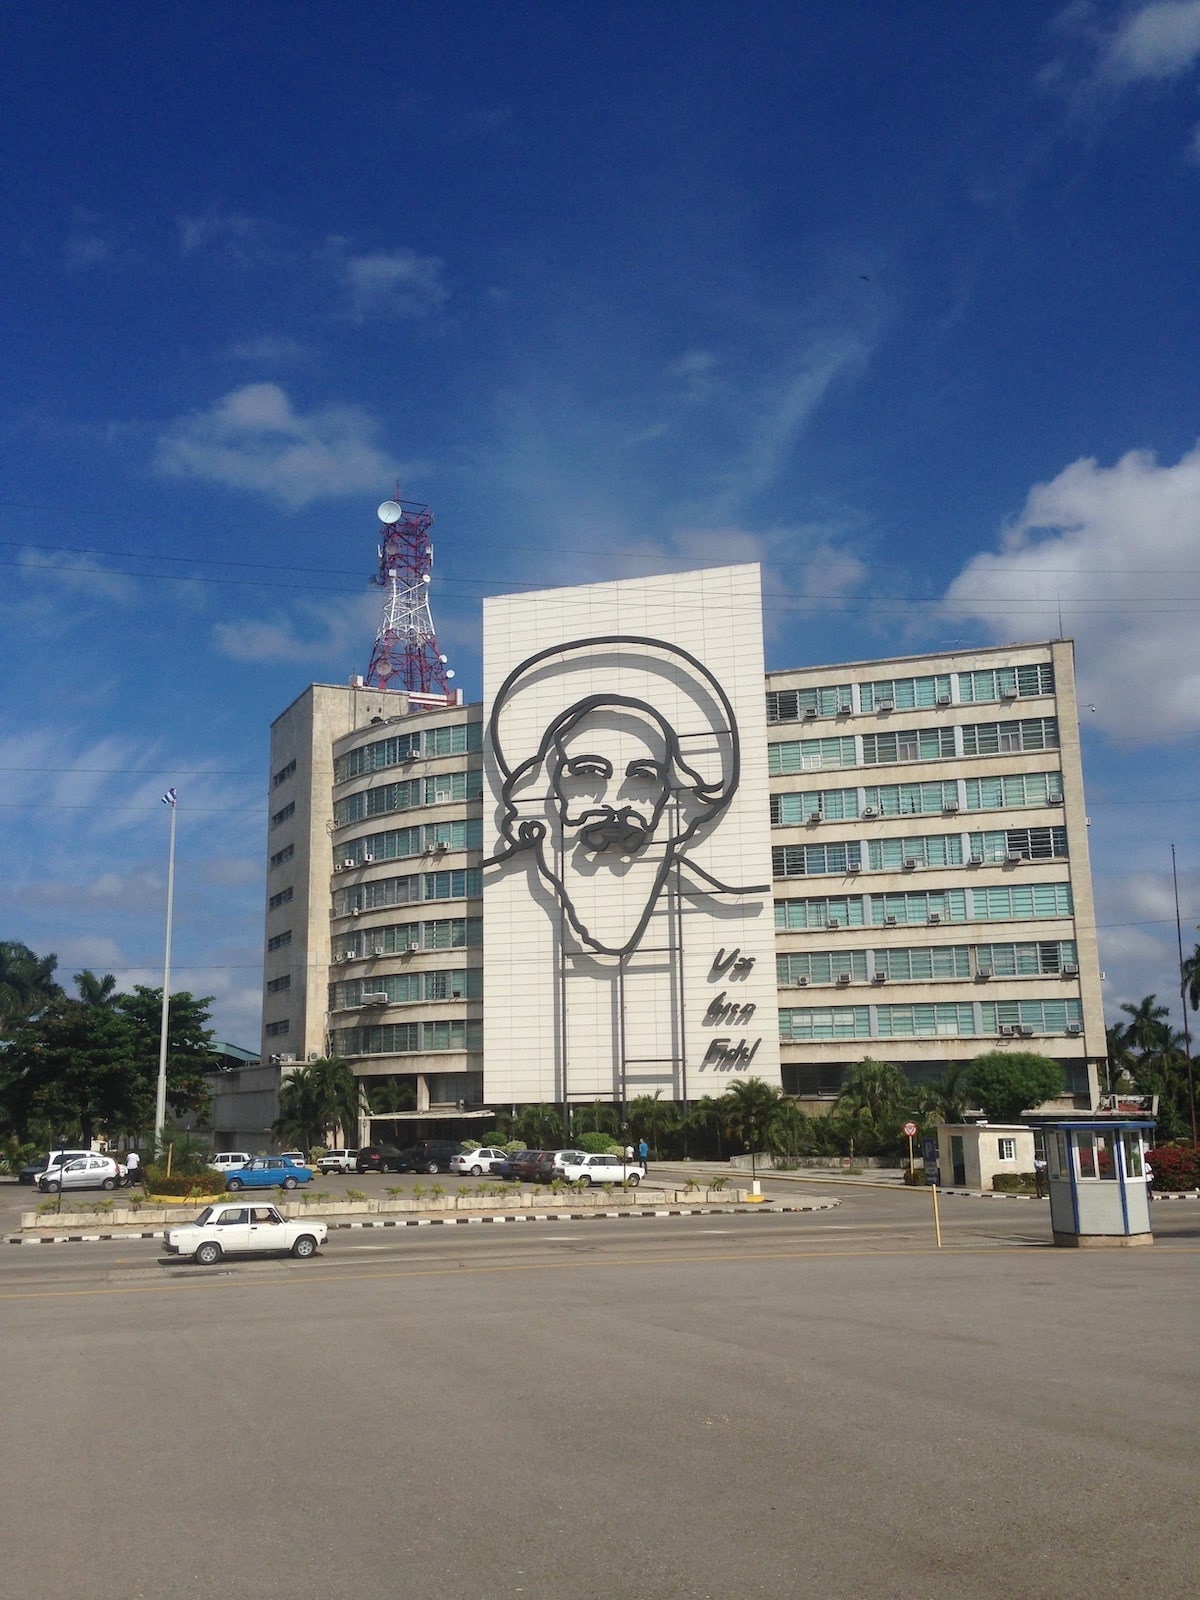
<box><xmin>365</xmin><ymin>494</ymin><xmax>458</xmax><ymax>705</ymax></box>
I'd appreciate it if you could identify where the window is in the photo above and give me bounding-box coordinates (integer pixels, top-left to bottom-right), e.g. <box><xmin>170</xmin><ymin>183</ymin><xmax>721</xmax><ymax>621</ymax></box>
<box><xmin>264</xmin><ymin>1019</ymin><xmax>289</xmax><ymax>1037</ymax></box>
<box><xmin>268</xmin><ymin>886</ymin><xmax>294</xmax><ymax>910</ymax></box>
<box><xmin>872</xmin><ymin>946</ymin><xmax>971</xmax><ymax>981</ymax></box>
<box><xmin>863</xmin><ymin>780</ymin><xmax>959</xmax><ymax>817</ymax></box>
<box><xmin>973</xmin><ymin>940</ymin><xmax>1076</xmax><ymax>977</ymax></box>
<box><xmin>869</xmin><ymin>889</ymin><xmax>968</xmax><ymax>926</ymax></box>
<box><xmin>766</xmin><ymin>684</ymin><xmax>853</xmax><ymax>722</ymax></box>
<box><xmin>272</xmin><ymin>759</ymin><xmax>297</xmax><ymax>788</ymax></box>
<box><xmin>267</xmin><ymin>930</ymin><xmax>292</xmax><ymax>952</ymax></box>
<box><xmin>270</xmin><ymin>843</ymin><xmax>295</xmax><ymax>869</ymax></box>
<box><xmin>961</xmin><ymin>718</ymin><xmax>1059</xmax><ymax>757</ymax></box>
<box><xmin>1074</xmin><ymin>1129</ymin><xmax>1118</xmax><ymax>1181</ymax></box>
<box><xmin>772</xmin><ymin>841</ymin><xmax>862</xmax><ymax>878</ymax></box>
<box><xmin>768</xmin><ymin>736</ymin><xmax>856</xmax><ymax>775</ymax></box>
<box><xmin>861</xmin><ymin>727</ymin><xmax>955</xmax><ymax>766</ymax></box>
<box><xmin>970</xmin><ymin>883</ymin><xmax>1073</xmax><ymax>921</ymax></box>
<box><xmin>958</xmin><ymin>663</ymin><xmax>1054</xmax><ymax>703</ymax></box>
<box><xmin>867</xmin><ymin>834</ymin><xmax>964</xmax><ymax>871</ymax></box>
<box><xmin>333</xmin><ymin>1019</ymin><xmax>484</xmax><ymax>1056</ymax></box>
<box><xmin>997</xmin><ymin>1138</ymin><xmax>1016</xmax><ymax>1161</ymax></box>
<box><xmin>771</xmin><ymin>787</ymin><xmax>860</xmax><ymax>824</ymax></box>
<box><xmin>775</xmin><ymin>895</ymin><xmax>866</xmax><ymax>931</ymax></box>
<box><xmin>266</xmin><ymin>975</ymin><xmax>291</xmax><ymax>994</ymax></box>
<box><xmin>422</xmin><ymin>868</ymin><xmax>483</xmax><ymax>901</ymax></box>
<box><xmin>271</xmin><ymin>801</ymin><xmax>295</xmax><ymax>829</ymax></box>
<box><xmin>859</xmin><ymin>674</ymin><xmax>951</xmax><ymax>711</ymax></box>
<box><xmin>333</xmin><ymin>723</ymin><xmax>484</xmax><ymax>783</ymax></box>
<box><xmin>339</xmin><ymin>818</ymin><xmax>483</xmax><ymax>868</ymax></box>
<box><xmin>980</xmin><ymin>998</ymin><xmax>1082</xmax><ymax>1033</ymax></box>
<box><xmin>777</xmin><ymin>950</ymin><xmax>870</xmax><ymax>985</ymax></box>
<box><xmin>964</xmin><ymin>771</ymin><xmax>1064</xmax><ymax>810</ymax></box>
<box><xmin>875</xmin><ymin>1003</ymin><xmax>976</xmax><ymax>1038</ymax></box>
<box><xmin>779</xmin><ymin>1006</ymin><xmax>871</xmax><ymax>1041</ymax></box>
<box><xmin>970</xmin><ymin>827</ymin><xmax>1068</xmax><ymax>863</ymax></box>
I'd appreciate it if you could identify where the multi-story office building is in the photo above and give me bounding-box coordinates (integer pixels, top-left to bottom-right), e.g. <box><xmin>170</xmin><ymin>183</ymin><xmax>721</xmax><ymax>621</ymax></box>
<box><xmin>262</xmin><ymin>568</ymin><xmax>1102</xmax><ymax>1136</ymax></box>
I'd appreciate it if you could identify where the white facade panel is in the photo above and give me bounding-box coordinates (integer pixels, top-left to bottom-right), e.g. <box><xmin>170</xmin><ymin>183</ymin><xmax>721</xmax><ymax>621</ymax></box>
<box><xmin>482</xmin><ymin>564</ymin><xmax>782</xmax><ymax>1110</ymax></box>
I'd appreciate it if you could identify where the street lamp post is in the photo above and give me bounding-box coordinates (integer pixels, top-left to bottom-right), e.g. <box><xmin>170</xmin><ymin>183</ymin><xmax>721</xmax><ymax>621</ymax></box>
<box><xmin>154</xmin><ymin>789</ymin><xmax>178</xmax><ymax>1157</ymax></box>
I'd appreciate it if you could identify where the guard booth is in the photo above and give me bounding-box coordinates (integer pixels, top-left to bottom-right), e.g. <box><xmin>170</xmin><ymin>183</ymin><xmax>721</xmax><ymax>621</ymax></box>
<box><xmin>1041</xmin><ymin>1119</ymin><xmax>1155</xmax><ymax>1247</ymax></box>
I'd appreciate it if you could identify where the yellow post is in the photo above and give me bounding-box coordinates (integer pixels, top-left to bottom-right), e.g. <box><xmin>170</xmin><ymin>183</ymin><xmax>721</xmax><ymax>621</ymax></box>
<box><xmin>907</xmin><ymin>1134</ymin><xmax>915</xmax><ymax>1178</ymax></box>
<box><xmin>165</xmin><ymin>1141</ymin><xmax>173</xmax><ymax>1178</ymax></box>
<box><xmin>931</xmin><ymin>1183</ymin><xmax>942</xmax><ymax>1249</ymax></box>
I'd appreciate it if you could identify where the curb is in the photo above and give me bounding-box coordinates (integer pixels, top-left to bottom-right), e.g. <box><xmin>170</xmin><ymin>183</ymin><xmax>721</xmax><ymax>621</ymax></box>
<box><xmin>4</xmin><ymin>1198</ymin><xmax>838</xmax><ymax>1246</ymax></box>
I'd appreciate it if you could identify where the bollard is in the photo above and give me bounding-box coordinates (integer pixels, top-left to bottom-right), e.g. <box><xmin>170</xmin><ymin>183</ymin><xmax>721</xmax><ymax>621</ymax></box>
<box><xmin>931</xmin><ymin>1183</ymin><xmax>942</xmax><ymax>1249</ymax></box>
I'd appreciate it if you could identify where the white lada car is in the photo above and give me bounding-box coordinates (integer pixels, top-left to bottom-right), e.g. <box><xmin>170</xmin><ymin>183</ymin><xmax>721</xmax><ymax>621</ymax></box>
<box><xmin>163</xmin><ymin>1201</ymin><xmax>327</xmax><ymax>1265</ymax></box>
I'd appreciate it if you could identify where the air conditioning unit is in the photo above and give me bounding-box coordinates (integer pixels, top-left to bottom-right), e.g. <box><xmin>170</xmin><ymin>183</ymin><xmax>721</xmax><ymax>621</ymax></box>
<box><xmin>433</xmin><ymin>841</ymin><xmax>448</xmax><ymax>853</ymax></box>
<box><xmin>884</xmin><ymin>914</ymin><xmax>898</xmax><ymax>927</ymax></box>
<box><xmin>861</xmin><ymin>806</ymin><xmax>879</xmax><ymax>819</ymax></box>
<box><xmin>903</xmin><ymin>857</ymin><xmax>919</xmax><ymax>871</ymax></box>
<box><xmin>1062</xmin><ymin>962</ymin><xmax>1079</xmax><ymax>977</ymax></box>
<box><xmin>877</xmin><ymin>698</ymin><xmax>894</xmax><ymax>712</ymax></box>
<box><xmin>351</xmin><ymin>907</ymin><xmax>361</xmax><ymax>916</ymax></box>
<box><xmin>927</xmin><ymin>912</ymin><xmax>941</xmax><ymax>925</ymax></box>
<box><xmin>1005</xmin><ymin>851</ymin><xmax>1026</xmax><ymax>865</ymax></box>
<box><xmin>373</xmin><ymin>945</ymin><xmax>386</xmax><ymax>957</ymax></box>
<box><xmin>308</xmin><ymin>1052</ymin><xmax>319</xmax><ymax>1062</ymax></box>
<box><xmin>1050</xmin><ymin>792</ymin><xmax>1064</xmax><ymax>805</ymax></box>
<box><xmin>803</xmin><ymin>706</ymin><xmax>818</xmax><ymax>719</ymax></box>
<box><xmin>827</xmin><ymin>917</ymin><xmax>841</xmax><ymax>929</ymax></box>
<box><xmin>847</xmin><ymin>862</ymin><xmax>861</xmax><ymax>874</ymax></box>
<box><xmin>795</xmin><ymin>975</ymin><xmax>809</xmax><ymax>987</ymax></box>
<box><xmin>333</xmin><ymin>863</ymin><xmax>343</xmax><ymax>873</ymax></box>
<box><xmin>836</xmin><ymin>702</ymin><xmax>852</xmax><ymax>715</ymax></box>
<box><xmin>968</xmin><ymin>854</ymin><xmax>984</xmax><ymax>867</ymax></box>
<box><xmin>998</xmin><ymin>1024</ymin><xmax>1014</xmax><ymax>1037</ymax></box>
<box><xmin>405</xmin><ymin>942</ymin><xmax>420</xmax><ymax>954</ymax></box>
<box><xmin>975</xmin><ymin>966</ymin><xmax>992</xmax><ymax>980</ymax></box>
<box><xmin>943</xmin><ymin>800</ymin><xmax>959</xmax><ymax>813</ymax></box>
<box><xmin>1066</xmin><ymin>1022</ymin><xmax>1082</xmax><ymax>1035</ymax></box>
<box><xmin>362</xmin><ymin>853</ymin><xmax>374</xmax><ymax>863</ymax></box>
<box><xmin>278</xmin><ymin>1052</ymin><xmax>296</xmax><ymax>1065</ymax></box>
<box><xmin>836</xmin><ymin>973</ymin><xmax>851</xmax><ymax>986</ymax></box>
<box><xmin>342</xmin><ymin>858</ymin><xmax>356</xmax><ymax>869</ymax></box>
<box><xmin>871</xmin><ymin>971</ymin><xmax>887</xmax><ymax>984</ymax></box>
<box><xmin>361</xmin><ymin>992</ymin><xmax>389</xmax><ymax>1005</ymax></box>
<box><xmin>808</xmin><ymin>810</ymin><xmax>823</xmax><ymax>823</ymax></box>
<box><xmin>1000</xmin><ymin>687</ymin><xmax>1018</xmax><ymax>700</ymax></box>
<box><xmin>937</xmin><ymin>693</ymin><xmax>952</xmax><ymax>707</ymax></box>
<box><xmin>1019</xmin><ymin>1024</ymin><xmax>1035</xmax><ymax>1037</ymax></box>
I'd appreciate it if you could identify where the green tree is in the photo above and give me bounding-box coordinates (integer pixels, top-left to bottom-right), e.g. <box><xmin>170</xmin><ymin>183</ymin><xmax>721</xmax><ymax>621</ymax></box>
<box><xmin>686</xmin><ymin>1095</ymin><xmax>726</xmax><ymax>1159</ymax></box>
<box><xmin>833</xmin><ymin>1058</ymin><xmax>911</xmax><ymax>1155</ymax></box>
<box><xmin>514</xmin><ymin>1103</ymin><xmax>563</xmax><ymax>1147</ymax></box>
<box><xmin>364</xmin><ymin>1076</ymin><xmax>417</xmax><ymax>1115</ymax></box>
<box><xmin>0</xmin><ymin>941</ymin><xmax>62</xmax><ymax>1038</ymax></box>
<box><xmin>571</xmin><ymin>1100</ymin><xmax>619</xmax><ymax>1138</ymax></box>
<box><xmin>2</xmin><ymin>997</ymin><xmax>145</xmax><ymax>1144</ymax></box>
<box><xmin>74</xmin><ymin>969</ymin><xmax>119</xmax><ymax>1007</ymax></box>
<box><xmin>766</xmin><ymin>1096</ymin><xmax>812</xmax><ymax>1161</ymax></box>
<box><xmin>274</xmin><ymin>1057</ymin><xmax>363</xmax><ymax>1149</ymax></box>
<box><xmin>912</xmin><ymin>1063</ymin><xmax>971</xmax><ymax>1127</ymax></box>
<box><xmin>628</xmin><ymin>1090</ymin><xmax>681</xmax><ymax>1158</ymax></box>
<box><xmin>720</xmin><ymin>1077</ymin><xmax>785</xmax><ymax>1149</ymax></box>
<box><xmin>1182</xmin><ymin>938</ymin><xmax>1200</xmax><ymax>1014</ymax></box>
<box><xmin>964</xmin><ymin>1050</ymin><xmax>1064</xmax><ymax>1122</ymax></box>
<box><xmin>114</xmin><ymin>986</ymin><xmax>215</xmax><ymax>1123</ymax></box>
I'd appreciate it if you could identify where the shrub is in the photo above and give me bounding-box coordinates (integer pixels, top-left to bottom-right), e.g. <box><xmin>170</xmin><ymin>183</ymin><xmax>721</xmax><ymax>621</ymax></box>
<box><xmin>1145</xmin><ymin>1143</ymin><xmax>1200</xmax><ymax>1192</ymax></box>
<box><xmin>144</xmin><ymin>1167</ymin><xmax>225</xmax><ymax>1197</ymax></box>
<box><xmin>576</xmin><ymin>1131</ymin><xmax>621</xmax><ymax>1154</ymax></box>
<box><xmin>992</xmin><ymin>1172</ymin><xmax>1036</xmax><ymax>1192</ymax></box>
<box><xmin>902</xmin><ymin>1167</ymin><xmax>928</xmax><ymax>1186</ymax></box>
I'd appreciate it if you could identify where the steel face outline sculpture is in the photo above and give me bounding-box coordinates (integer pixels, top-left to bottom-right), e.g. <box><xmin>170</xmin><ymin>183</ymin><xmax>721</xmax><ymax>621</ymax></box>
<box><xmin>485</xmin><ymin>634</ymin><xmax>767</xmax><ymax>957</ymax></box>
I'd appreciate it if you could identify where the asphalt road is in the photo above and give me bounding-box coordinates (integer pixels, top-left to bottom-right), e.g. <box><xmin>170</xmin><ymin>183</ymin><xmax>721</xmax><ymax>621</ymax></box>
<box><xmin>3</xmin><ymin>1187</ymin><xmax>1197</xmax><ymax>1600</ymax></box>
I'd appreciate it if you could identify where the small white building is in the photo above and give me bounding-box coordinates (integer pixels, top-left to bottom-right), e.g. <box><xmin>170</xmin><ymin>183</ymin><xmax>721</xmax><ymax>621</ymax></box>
<box><xmin>938</xmin><ymin>1122</ymin><xmax>1037</xmax><ymax>1190</ymax></box>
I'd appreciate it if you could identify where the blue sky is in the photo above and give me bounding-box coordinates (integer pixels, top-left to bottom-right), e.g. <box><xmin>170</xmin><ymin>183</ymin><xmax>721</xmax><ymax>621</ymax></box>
<box><xmin>3</xmin><ymin>1</ymin><xmax>1199</xmax><ymax>1047</ymax></box>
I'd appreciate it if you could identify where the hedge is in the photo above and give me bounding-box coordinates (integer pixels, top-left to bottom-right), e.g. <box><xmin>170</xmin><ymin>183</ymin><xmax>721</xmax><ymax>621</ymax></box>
<box><xmin>144</xmin><ymin>1167</ymin><xmax>226</xmax><ymax>1197</ymax></box>
<box><xmin>1145</xmin><ymin>1143</ymin><xmax>1200</xmax><ymax>1192</ymax></box>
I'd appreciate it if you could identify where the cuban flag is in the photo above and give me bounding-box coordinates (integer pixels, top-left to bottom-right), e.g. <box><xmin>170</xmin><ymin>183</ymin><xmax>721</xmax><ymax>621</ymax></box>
<box><xmin>162</xmin><ymin>787</ymin><xmax>177</xmax><ymax>807</ymax></box>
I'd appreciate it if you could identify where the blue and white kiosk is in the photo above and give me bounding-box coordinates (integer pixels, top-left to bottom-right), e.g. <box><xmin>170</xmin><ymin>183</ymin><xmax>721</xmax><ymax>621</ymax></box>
<box><xmin>1041</xmin><ymin>1118</ymin><xmax>1155</xmax><ymax>1247</ymax></box>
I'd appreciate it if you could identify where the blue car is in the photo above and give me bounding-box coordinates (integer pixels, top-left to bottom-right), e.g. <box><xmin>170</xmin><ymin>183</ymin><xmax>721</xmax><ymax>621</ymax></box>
<box><xmin>226</xmin><ymin>1156</ymin><xmax>314</xmax><ymax>1191</ymax></box>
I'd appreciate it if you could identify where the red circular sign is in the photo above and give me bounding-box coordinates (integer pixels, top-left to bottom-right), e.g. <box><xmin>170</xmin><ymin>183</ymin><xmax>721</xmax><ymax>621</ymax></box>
<box><xmin>902</xmin><ymin>1121</ymin><xmax>918</xmax><ymax>1138</ymax></box>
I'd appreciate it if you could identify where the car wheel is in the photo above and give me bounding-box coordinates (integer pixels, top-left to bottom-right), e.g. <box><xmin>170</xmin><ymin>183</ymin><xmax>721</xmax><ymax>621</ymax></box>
<box><xmin>470</xmin><ymin>1164</ymin><xmax>483</xmax><ymax>1177</ymax></box>
<box><xmin>283</xmin><ymin>1176</ymin><xmax>298</xmax><ymax>1190</ymax></box>
<box><xmin>101</xmin><ymin>1176</ymin><xmax>117</xmax><ymax>1191</ymax></box>
<box><xmin>195</xmin><ymin>1241</ymin><xmax>222</xmax><ymax>1266</ymax></box>
<box><xmin>292</xmin><ymin>1234</ymin><xmax>318</xmax><ymax>1259</ymax></box>
<box><xmin>227</xmin><ymin>1177</ymin><xmax>244</xmax><ymax>1191</ymax></box>
<box><xmin>580</xmin><ymin>1175</ymin><xmax>593</xmax><ymax>1187</ymax></box>
<box><xmin>425</xmin><ymin>1161</ymin><xmax>439</xmax><ymax>1175</ymax></box>
<box><xmin>626</xmin><ymin>1171</ymin><xmax>640</xmax><ymax>1187</ymax></box>
<box><xmin>42</xmin><ymin>1179</ymin><xmax>61</xmax><ymax>1193</ymax></box>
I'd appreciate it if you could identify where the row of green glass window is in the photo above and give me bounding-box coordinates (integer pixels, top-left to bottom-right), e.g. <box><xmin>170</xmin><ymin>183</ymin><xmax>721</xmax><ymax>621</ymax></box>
<box><xmin>337</xmin><ymin>820</ymin><xmax>482</xmax><ymax>866</ymax></box>
<box><xmin>772</xmin><ymin>828</ymin><xmax>1067</xmax><ymax>877</ymax></box>
<box><xmin>333</xmin><ymin>1020</ymin><xmax>485</xmax><ymax>1055</ymax></box>
<box><xmin>333</xmin><ymin>870</ymin><xmax>483</xmax><ymax>915</ymax></box>
<box><xmin>333</xmin><ymin>918</ymin><xmax>484</xmax><ymax>958</ymax></box>
<box><xmin>767</xmin><ymin>664</ymin><xmax>1055</xmax><ymax>722</ymax></box>
<box><xmin>334</xmin><ymin>770</ymin><xmax>484</xmax><ymax>825</ymax></box>
<box><xmin>772</xmin><ymin>772</ymin><xmax>1062</xmax><ymax>823</ymax></box>
<box><xmin>775</xmin><ymin>882</ymin><xmax>1074</xmax><ymax>929</ymax></box>
<box><xmin>778</xmin><ymin>940</ymin><xmax>1077</xmax><ymax>983</ymax></box>
<box><xmin>769</xmin><ymin>718</ymin><xmax>1058</xmax><ymax>776</ymax></box>
<box><xmin>329</xmin><ymin>968</ymin><xmax>483</xmax><ymax>1007</ymax></box>
<box><xmin>334</xmin><ymin>721</ymin><xmax>482</xmax><ymax>782</ymax></box>
<box><xmin>779</xmin><ymin>999</ymin><xmax>1083</xmax><ymax>1041</ymax></box>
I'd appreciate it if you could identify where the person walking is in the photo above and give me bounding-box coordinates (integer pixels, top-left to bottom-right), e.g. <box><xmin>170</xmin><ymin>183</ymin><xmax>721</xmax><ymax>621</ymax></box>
<box><xmin>125</xmin><ymin>1149</ymin><xmax>145</xmax><ymax>1191</ymax></box>
<box><xmin>1034</xmin><ymin>1156</ymin><xmax>1047</xmax><ymax>1199</ymax></box>
<box><xmin>638</xmin><ymin>1137</ymin><xmax>649</xmax><ymax>1170</ymax></box>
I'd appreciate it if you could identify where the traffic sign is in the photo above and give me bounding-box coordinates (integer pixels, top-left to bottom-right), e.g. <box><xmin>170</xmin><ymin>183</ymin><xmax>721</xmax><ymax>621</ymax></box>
<box><xmin>902</xmin><ymin>1120</ymin><xmax>918</xmax><ymax>1138</ymax></box>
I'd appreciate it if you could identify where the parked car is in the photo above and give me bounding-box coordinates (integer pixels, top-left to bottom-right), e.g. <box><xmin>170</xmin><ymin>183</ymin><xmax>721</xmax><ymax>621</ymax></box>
<box><xmin>163</xmin><ymin>1201</ymin><xmax>327</xmax><ymax>1264</ymax></box>
<box><xmin>225</xmin><ymin>1156</ymin><xmax>314</xmax><ymax>1191</ymax></box>
<box><xmin>20</xmin><ymin>1149</ymin><xmax>92</xmax><ymax>1185</ymax></box>
<box><xmin>208</xmin><ymin>1151</ymin><xmax>252</xmax><ymax>1173</ymax></box>
<box><xmin>552</xmin><ymin>1152</ymin><xmax>645</xmax><ymax>1186</ymax></box>
<box><xmin>449</xmin><ymin>1147</ymin><xmax>508</xmax><ymax>1177</ymax></box>
<box><xmin>403</xmin><ymin>1140</ymin><xmax>466</xmax><ymax>1174</ymax></box>
<box><xmin>356</xmin><ymin>1145</ymin><xmax>408</xmax><ymax>1173</ymax></box>
<box><xmin>507</xmin><ymin>1150</ymin><xmax>547</xmax><ymax>1183</ymax></box>
<box><xmin>279</xmin><ymin>1151</ymin><xmax>307</xmax><ymax>1166</ymax></box>
<box><xmin>493</xmin><ymin>1150</ymin><xmax>523</xmax><ymax>1180</ymax></box>
<box><xmin>316</xmin><ymin>1149</ymin><xmax>359</xmax><ymax>1174</ymax></box>
<box><xmin>37</xmin><ymin>1154</ymin><xmax>125</xmax><ymax>1193</ymax></box>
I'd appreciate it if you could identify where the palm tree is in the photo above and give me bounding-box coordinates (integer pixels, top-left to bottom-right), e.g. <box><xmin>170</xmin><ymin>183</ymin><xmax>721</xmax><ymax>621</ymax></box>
<box><xmin>0</xmin><ymin>941</ymin><xmax>61</xmax><ymax>1037</ymax></box>
<box><xmin>912</xmin><ymin>1063</ymin><xmax>970</xmax><ymax>1126</ymax></box>
<box><xmin>767</xmin><ymin>1096</ymin><xmax>811</xmax><ymax>1162</ymax></box>
<box><xmin>720</xmin><ymin>1077</ymin><xmax>784</xmax><ymax>1149</ymax></box>
<box><xmin>75</xmin><ymin>970</ymin><xmax>119</xmax><ymax>1007</ymax></box>
<box><xmin>1119</xmin><ymin>995</ymin><xmax>1171</xmax><ymax>1056</ymax></box>
<box><xmin>687</xmin><ymin>1095</ymin><xmax>725</xmax><ymax>1159</ymax></box>
<box><xmin>273</xmin><ymin>1056</ymin><xmax>363</xmax><ymax>1151</ymax></box>
<box><xmin>1182</xmin><ymin>939</ymin><xmax>1200</xmax><ymax>1014</ymax></box>
<box><xmin>628</xmin><ymin>1090</ymin><xmax>681</xmax><ymax>1159</ymax></box>
<box><xmin>834</xmin><ymin>1058</ymin><xmax>910</xmax><ymax>1155</ymax></box>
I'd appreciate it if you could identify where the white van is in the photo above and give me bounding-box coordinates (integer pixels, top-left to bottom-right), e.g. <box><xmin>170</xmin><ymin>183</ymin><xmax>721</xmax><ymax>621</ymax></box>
<box><xmin>208</xmin><ymin>1151</ymin><xmax>252</xmax><ymax>1172</ymax></box>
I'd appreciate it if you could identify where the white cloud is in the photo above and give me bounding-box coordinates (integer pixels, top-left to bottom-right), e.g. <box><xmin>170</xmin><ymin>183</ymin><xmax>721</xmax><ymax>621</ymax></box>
<box><xmin>212</xmin><ymin>592</ymin><xmax>377</xmax><ymax>664</ymax></box>
<box><xmin>943</xmin><ymin>441</ymin><xmax>1200</xmax><ymax>741</ymax></box>
<box><xmin>17</xmin><ymin>546</ymin><xmax>137</xmax><ymax>603</ymax></box>
<box><xmin>154</xmin><ymin>383</ymin><xmax>397</xmax><ymax>507</ymax></box>
<box><xmin>1098</xmin><ymin>0</ymin><xmax>1200</xmax><ymax>84</ymax></box>
<box><xmin>338</xmin><ymin>246</ymin><xmax>449</xmax><ymax>320</ymax></box>
<box><xmin>222</xmin><ymin>334</ymin><xmax>310</xmax><ymax>365</ymax></box>
<box><xmin>177</xmin><ymin>210</ymin><xmax>282</xmax><ymax>260</ymax></box>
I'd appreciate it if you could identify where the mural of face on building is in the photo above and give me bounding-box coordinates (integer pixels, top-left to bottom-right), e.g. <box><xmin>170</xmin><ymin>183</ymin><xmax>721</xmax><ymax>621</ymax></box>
<box><xmin>486</xmin><ymin>637</ymin><xmax>763</xmax><ymax>958</ymax></box>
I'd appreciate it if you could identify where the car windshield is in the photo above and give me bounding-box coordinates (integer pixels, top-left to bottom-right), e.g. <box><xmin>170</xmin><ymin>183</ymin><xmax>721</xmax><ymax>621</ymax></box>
<box><xmin>194</xmin><ymin>1206</ymin><xmax>216</xmax><ymax>1225</ymax></box>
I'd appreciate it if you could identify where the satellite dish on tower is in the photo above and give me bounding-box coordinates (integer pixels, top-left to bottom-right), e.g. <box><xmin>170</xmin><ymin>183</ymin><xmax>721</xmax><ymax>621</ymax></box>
<box><xmin>377</xmin><ymin>500</ymin><xmax>403</xmax><ymax>525</ymax></box>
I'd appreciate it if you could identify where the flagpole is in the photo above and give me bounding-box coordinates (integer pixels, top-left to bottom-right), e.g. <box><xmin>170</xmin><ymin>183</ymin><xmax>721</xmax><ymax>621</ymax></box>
<box><xmin>154</xmin><ymin>789</ymin><xmax>177</xmax><ymax>1155</ymax></box>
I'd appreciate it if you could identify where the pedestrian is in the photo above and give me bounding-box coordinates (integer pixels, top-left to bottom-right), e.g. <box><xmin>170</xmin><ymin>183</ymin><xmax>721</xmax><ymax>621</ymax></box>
<box><xmin>624</xmin><ymin>1143</ymin><xmax>634</xmax><ymax>1165</ymax></box>
<box><xmin>125</xmin><ymin>1149</ymin><xmax>145</xmax><ymax>1190</ymax></box>
<box><xmin>638</xmin><ymin>1137</ymin><xmax>649</xmax><ymax>1169</ymax></box>
<box><xmin>1034</xmin><ymin>1156</ymin><xmax>1047</xmax><ymax>1199</ymax></box>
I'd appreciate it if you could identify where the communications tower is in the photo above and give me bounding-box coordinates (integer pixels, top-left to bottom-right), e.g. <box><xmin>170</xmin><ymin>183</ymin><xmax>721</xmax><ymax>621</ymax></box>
<box><xmin>365</xmin><ymin>495</ymin><xmax>459</xmax><ymax>705</ymax></box>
